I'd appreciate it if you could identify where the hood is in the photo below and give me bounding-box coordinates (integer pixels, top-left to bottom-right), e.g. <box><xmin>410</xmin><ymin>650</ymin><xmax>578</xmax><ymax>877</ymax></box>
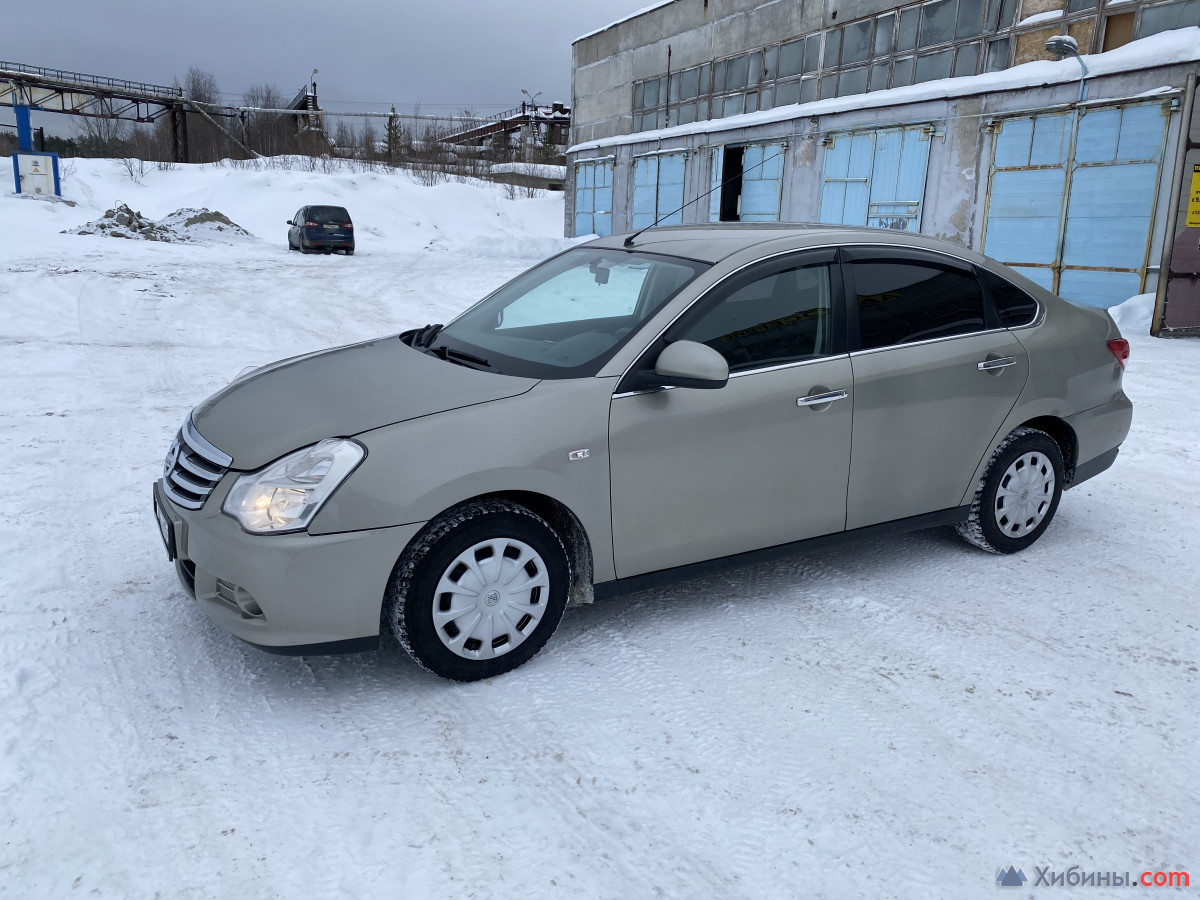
<box><xmin>191</xmin><ymin>337</ymin><xmax>538</xmax><ymax>470</ymax></box>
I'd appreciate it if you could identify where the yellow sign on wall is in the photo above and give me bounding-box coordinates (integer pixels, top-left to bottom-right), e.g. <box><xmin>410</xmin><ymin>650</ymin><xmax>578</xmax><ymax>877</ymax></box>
<box><xmin>1189</xmin><ymin>164</ymin><xmax>1200</xmax><ymax>228</ymax></box>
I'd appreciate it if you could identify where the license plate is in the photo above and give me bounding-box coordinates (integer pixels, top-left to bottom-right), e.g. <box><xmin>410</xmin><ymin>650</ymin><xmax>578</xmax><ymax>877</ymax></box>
<box><xmin>154</xmin><ymin>489</ymin><xmax>177</xmax><ymax>562</ymax></box>
<box><xmin>323</xmin><ymin>224</ymin><xmax>338</xmax><ymax>232</ymax></box>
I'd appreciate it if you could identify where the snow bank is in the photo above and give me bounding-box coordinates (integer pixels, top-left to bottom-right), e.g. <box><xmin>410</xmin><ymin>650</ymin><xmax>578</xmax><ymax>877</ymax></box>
<box><xmin>1110</xmin><ymin>291</ymin><xmax>1155</xmax><ymax>335</ymax></box>
<box><xmin>490</xmin><ymin>162</ymin><xmax>567</xmax><ymax>179</ymax></box>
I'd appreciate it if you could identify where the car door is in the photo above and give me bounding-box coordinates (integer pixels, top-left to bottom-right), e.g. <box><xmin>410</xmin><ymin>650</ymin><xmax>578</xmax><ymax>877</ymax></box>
<box><xmin>841</xmin><ymin>248</ymin><xmax>1030</xmax><ymax>530</ymax></box>
<box><xmin>290</xmin><ymin>208</ymin><xmax>306</xmax><ymax>247</ymax></box>
<box><xmin>609</xmin><ymin>250</ymin><xmax>854</xmax><ymax>579</ymax></box>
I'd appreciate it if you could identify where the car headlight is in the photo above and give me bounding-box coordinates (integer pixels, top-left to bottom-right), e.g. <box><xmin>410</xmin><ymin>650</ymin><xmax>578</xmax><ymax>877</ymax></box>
<box><xmin>222</xmin><ymin>438</ymin><xmax>365</xmax><ymax>534</ymax></box>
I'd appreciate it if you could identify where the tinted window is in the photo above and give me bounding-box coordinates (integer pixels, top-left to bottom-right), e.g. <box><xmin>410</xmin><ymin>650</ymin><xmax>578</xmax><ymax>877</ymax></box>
<box><xmin>852</xmin><ymin>260</ymin><xmax>985</xmax><ymax>349</ymax></box>
<box><xmin>978</xmin><ymin>267</ymin><xmax>1038</xmax><ymax>327</ymax></box>
<box><xmin>676</xmin><ymin>264</ymin><xmax>833</xmax><ymax>371</ymax></box>
<box><xmin>310</xmin><ymin>206</ymin><xmax>351</xmax><ymax>224</ymax></box>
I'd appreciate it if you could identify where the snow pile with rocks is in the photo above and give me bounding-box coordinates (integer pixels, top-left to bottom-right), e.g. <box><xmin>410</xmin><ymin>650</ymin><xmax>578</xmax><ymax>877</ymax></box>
<box><xmin>65</xmin><ymin>202</ymin><xmax>252</xmax><ymax>243</ymax></box>
<box><xmin>1</xmin><ymin>159</ymin><xmax>1196</xmax><ymax>898</ymax></box>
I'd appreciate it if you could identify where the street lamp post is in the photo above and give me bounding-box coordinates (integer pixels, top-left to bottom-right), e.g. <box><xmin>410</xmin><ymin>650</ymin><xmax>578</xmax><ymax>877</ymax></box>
<box><xmin>1045</xmin><ymin>36</ymin><xmax>1088</xmax><ymax>104</ymax></box>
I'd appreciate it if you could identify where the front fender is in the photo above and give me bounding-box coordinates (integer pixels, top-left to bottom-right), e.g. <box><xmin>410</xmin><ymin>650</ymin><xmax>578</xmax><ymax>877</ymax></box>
<box><xmin>309</xmin><ymin>378</ymin><xmax>618</xmax><ymax>583</ymax></box>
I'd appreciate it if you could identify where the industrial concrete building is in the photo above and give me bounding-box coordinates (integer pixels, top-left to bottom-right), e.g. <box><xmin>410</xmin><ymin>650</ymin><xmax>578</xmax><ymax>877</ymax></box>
<box><xmin>566</xmin><ymin>0</ymin><xmax>1200</xmax><ymax>332</ymax></box>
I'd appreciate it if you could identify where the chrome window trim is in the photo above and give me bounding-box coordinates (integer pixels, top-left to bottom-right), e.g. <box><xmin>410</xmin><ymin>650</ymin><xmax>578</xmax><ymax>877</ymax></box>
<box><xmin>729</xmin><ymin>353</ymin><xmax>850</xmax><ymax>378</ymax></box>
<box><xmin>610</xmin><ymin>240</ymin><xmax>1044</xmax><ymax>394</ymax></box>
<box><xmin>848</xmin><ymin>325</ymin><xmax>1010</xmax><ymax>356</ymax></box>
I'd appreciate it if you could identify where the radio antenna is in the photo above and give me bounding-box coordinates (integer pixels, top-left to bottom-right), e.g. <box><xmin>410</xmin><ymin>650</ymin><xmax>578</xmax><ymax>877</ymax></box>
<box><xmin>623</xmin><ymin>149</ymin><xmax>783</xmax><ymax>248</ymax></box>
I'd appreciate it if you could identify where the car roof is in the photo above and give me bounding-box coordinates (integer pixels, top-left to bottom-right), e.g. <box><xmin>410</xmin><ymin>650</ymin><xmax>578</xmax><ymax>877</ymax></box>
<box><xmin>585</xmin><ymin>223</ymin><xmax>994</xmax><ymax>267</ymax></box>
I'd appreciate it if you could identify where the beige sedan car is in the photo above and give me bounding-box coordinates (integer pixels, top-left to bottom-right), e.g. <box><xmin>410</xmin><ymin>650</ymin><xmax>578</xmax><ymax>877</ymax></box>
<box><xmin>154</xmin><ymin>225</ymin><xmax>1133</xmax><ymax>681</ymax></box>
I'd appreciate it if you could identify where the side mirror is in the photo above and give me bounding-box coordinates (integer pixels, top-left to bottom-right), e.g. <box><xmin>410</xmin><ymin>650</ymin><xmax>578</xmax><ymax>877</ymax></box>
<box><xmin>650</xmin><ymin>340</ymin><xmax>729</xmax><ymax>389</ymax></box>
<box><xmin>286</xmin><ymin>220</ymin><xmax>293</xmax><ymax>225</ymax></box>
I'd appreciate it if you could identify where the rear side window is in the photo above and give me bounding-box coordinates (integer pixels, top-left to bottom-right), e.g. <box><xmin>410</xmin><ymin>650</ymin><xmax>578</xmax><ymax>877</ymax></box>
<box><xmin>310</xmin><ymin>206</ymin><xmax>351</xmax><ymax>224</ymax></box>
<box><xmin>977</xmin><ymin>267</ymin><xmax>1038</xmax><ymax>327</ymax></box>
<box><xmin>675</xmin><ymin>263</ymin><xmax>833</xmax><ymax>371</ymax></box>
<box><xmin>851</xmin><ymin>260</ymin><xmax>986</xmax><ymax>350</ymax></box>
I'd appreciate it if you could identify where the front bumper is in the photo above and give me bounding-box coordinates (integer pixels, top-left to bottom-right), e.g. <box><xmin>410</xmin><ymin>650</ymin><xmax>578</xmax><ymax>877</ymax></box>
<box><xmin>153</xmin><ymin>479</ymin><xmax>423</xmax><ymax>651</ymax></box>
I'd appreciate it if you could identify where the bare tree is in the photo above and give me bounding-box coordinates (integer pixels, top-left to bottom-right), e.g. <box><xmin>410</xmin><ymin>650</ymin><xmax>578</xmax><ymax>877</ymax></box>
<box><xmin>75</xmin><ymin>101</ymin><xmax>130</xmax><ymax>157</ymax></box>
<box><xmin>360</xmin><ymin>118</ymin><xmax>378</xmax><ymax>169</ymax></box>
<box><xmin>243</xmin><ymin>83</ymin><xmax>297</xmax><ymax>157</ymax></box>
<box><xmin>183</xmin><ymin>67</ymin><xmax>232</xmax><ymax>162</ymax></box>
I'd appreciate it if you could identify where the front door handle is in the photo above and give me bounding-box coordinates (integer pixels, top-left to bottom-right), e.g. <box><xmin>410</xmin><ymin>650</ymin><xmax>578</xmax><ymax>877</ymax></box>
<box><xmin>797</xmin><ymin>389</ymin><xmax>848</xmax><ymax>408</ymax></box>
<box><xmin>977</xmin><ymin>356</ymin><xmax>1017</xmax><ymax>372</ymax></box>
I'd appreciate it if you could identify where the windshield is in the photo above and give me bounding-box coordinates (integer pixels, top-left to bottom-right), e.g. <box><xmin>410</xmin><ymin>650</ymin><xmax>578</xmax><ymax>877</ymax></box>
<box><xmin>436</xmin><ymin>247</ymin><xmax>708</xmax><ymax>379</ymax></box>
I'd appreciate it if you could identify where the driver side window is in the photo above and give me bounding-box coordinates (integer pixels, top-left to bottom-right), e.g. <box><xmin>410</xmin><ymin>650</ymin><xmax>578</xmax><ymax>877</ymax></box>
<box><xmin>675</xmin><ymin>263</ymin><xmax>833</xmax><ymax>372</ymax></box>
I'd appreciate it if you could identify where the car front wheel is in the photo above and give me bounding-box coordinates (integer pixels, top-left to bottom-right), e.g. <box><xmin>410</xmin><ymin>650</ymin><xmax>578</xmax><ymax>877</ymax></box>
<box><xmin>956</xmin><ymin>426</ymin><xmax>1064</xmax><ymax>554</ymax></box>
<box><xmin>386</xmin><ymin>499</ymin><xmax>570</xmax><ymax>681</ymax></box>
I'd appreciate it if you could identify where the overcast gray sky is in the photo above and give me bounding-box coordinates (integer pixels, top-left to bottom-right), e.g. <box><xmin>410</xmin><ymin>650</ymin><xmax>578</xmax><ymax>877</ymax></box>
<box><xmin>2</xmin><ymin>0</ymin><xmax>653</xmax><ymax>135</ymax></box>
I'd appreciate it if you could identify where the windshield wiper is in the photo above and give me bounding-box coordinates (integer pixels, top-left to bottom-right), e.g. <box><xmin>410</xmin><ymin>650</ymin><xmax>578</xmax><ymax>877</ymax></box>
<box><xmin>429</xmin><ymin>343</ymin><xmax>494</xmax><ymax>371</ymax></box>
<box><xmin>400</xmin><ymin>323</ymin><xmax>443</xmax><ymax>348</ymax></box>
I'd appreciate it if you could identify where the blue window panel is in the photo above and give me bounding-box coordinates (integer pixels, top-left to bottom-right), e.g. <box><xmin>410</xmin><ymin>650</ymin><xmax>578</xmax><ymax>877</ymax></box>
<box><xmin>657</xmin><ymin>153</ymin><xmax>686</xmax><ymax>225</ymax></box>
<box><xmin>1061</xmin><ymin>163</ymin><xmax>1159</xmax><ymax>269</ymax></box>
<box><xmin>1058</xmin><ymin>269</ymin><xmax>1141</xmax><ymax>307</ymax></box>
<box><xmin>1009</xmin><ymin>266</ymin><xmax>1055</xmax><ymax>291</ymax></box>
<box><xmin>1075</xmin><ymin>107</ymin><xmax>1120</xmax><ymax>163</ymax></box>
<box><xmin>820</xmin><ymin>133</ymin><xmax>873</xmax><ymax>224</ymax></box>
<box><xmin>1117</xmin><ymin>103</ymin><xmax>1165</xmax><ymax>161</ymax></box>
<box><xmin>594</xmin><ymin>189</ymin><xmax>613</xmax><ymax>236</ymax></box>
<box><xmin>993</xmin><ymin>118</ymin><xmax>1033</xmax><ymax>168</ymax></box>
<box><xmin>819</xmin><ymin>136</ymin><xmax>852</xmax><ymax>223</ymax></box>
<box><xmin>632</xmin><ymin>153</ymin><xmax>686</xmax><ymax>228</ymax></box>
<box><xmin>741</xmin><ymin>143</ymin><xmax>786</xmax><ymax>221</ymax></box>
<box><xmin>632</xmin><ymin>156</ymin><xmax>659</xmax><ymax>229</ymax></box>
<box><xmin>868</xmin><ymin>130</ymin><xmax>903</xmax><ymax>203</ymax></box>
<box><xmin>983</xmin><ymin>169</ymin><xmax>1066</xmax><ymax>264</ymax></box>
<box><xmin>709</xmin><ymin>146</ymin><xmax>724</xmax><ymax>222</ymax></box>
<box><xmin>574</xmin><ymin>160</ymin><xmax>614</xmax><ymax>236</ymax></box>
<box><xmin>866</xmin><ymin>128</ymin><xmax>930</xmax><ymax>232</ymax></box>
<box><xmin>1030</xmin><ymin>115</ymin><xmax>1070</xmax><ymax>166</ymax></box>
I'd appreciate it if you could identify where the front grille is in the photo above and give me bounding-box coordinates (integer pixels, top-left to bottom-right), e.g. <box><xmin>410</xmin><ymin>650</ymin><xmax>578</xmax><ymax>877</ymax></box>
<box><xmin>162</xmin><ymin>415</ymin><xmax>232</xmax><ymax>510</ymax></box>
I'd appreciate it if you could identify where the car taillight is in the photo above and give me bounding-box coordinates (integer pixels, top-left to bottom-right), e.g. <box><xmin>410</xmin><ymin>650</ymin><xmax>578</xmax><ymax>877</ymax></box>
<box><xmin>343</xmin><ymin>223</ymin><xmax>353</xmax><ymax>229</ymax></box>
<box><xmin>305</xmin><ymin>221</ymin><xmax>319</xmax><ymax>227</ymax></box>
<box><xmin>1107</xmin><ymin>339</ymin><xmax>1130</xmax><ymax>368</ymax></box>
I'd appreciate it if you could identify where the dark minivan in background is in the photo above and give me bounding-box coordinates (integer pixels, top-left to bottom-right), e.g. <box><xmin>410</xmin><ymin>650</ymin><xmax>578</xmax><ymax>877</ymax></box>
<box><xmin>288</xmin><ymin>206</ymin><xmax>354</xmax><ymax>255</ymax></box>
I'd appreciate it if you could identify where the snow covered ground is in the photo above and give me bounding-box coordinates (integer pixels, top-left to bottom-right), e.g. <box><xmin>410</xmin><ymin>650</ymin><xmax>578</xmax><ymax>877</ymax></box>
<box><xmin>2</xmin><ymin>160</ymin><xmax>1197</xmax><ymax>898</ymax></box>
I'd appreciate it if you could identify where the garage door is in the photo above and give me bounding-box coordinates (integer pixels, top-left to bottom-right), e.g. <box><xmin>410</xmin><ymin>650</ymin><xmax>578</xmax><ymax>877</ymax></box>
<box><xmin>632</xmin><ymin>152</ymin><xmax>686</xmax><ymax>229</ymax></box>
<box><xmin>982</xmin><ymin>102</ymin><xmax>1169</xmax><ymax>307</ymax></box>
<box><xmin>819</xmin><ymin>127</ymin><xmax>931</xmax><ymax>233</ymax></box>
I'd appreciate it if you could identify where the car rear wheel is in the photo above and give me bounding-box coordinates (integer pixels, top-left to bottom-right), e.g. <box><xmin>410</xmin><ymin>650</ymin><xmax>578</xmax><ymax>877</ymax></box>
<box><xmin>956</xmin><ymin>426</ymin><xmax>1064</xmax><ymax>554</ymax></box>
<box><xmin>386</xmin><ymin>499</ymin><xmax>570</xmax><ymax>681</ymax></box>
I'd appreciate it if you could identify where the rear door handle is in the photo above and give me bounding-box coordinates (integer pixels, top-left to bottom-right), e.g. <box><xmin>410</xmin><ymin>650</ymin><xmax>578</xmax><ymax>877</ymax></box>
<box><xmin>797</xmin><ymin>389</ymin><xmax>848</xmax><ymax>407</ymax></box>
<box><xmin>977</xmin><ymin>356</ymin><xmax>1017</xmax><ymax>371</ymax></box>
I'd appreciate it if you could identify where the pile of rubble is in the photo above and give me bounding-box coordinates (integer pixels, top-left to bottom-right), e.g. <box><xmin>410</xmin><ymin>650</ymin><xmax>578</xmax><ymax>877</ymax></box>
<box><xmin>65</xmin><ymin>204</ymin><xmax>252</xmax><ymax>243</ymax></box>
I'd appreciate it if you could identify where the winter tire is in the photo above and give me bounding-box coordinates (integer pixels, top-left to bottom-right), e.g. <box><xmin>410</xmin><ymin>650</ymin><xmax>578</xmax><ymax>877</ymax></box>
<box><xmin>956</xmin><ymin>426</ymin><xmax>1064</xmax><ymax>554</ymax></box>
<box><xmin>386</xmin><ymin>499</ymin><xmax>570</xmax><ymax>681</ymax></box>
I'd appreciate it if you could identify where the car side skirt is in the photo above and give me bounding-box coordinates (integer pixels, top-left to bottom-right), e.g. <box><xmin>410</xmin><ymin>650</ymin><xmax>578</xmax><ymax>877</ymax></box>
<box><xmin>594</xmin><ymin>506</ymin><xmax>971</xmax><ymax>601</ymax></box>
